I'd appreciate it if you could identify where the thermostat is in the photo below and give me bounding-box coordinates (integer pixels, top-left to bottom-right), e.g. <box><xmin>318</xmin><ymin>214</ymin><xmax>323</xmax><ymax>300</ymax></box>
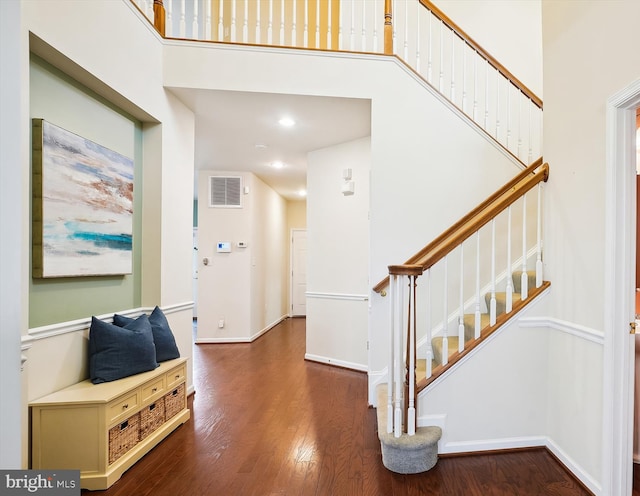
<box><xmin>217</xmin><ymin>242</ymin><xmax>231</xmax><ymax>253</ymax></box>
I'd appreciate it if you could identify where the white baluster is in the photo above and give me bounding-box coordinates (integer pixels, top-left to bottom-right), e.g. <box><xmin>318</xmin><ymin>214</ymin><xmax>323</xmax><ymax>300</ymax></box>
<box><xmin>217</xmin><ymin>0</ymin><xmax>223</xmax><ymax>41</ymax></box>
<box><xmin>166</xmin><ymin>0</ymin><xmax>173</xmax><ymax>37</ymax></box>
<box><xmin>426</xmin><ymin>267</ymin><xmax>432</xmax><ymax>378</ymax></box>
<box><xmin>256</xmin><ymin>0</ymin><xmax>261</xmax><ymax>44</ymax></box>
<box><xmin>458</xmin><ymin>244</ymin><xmax>465</xmax><ymax>353</ymax></box>
<box><xmin>484</xmin><ymin>61</ymin><xmax>489</xmax><ymax>130</ymax></box>
<box><xmin>403</xmin><ymin>0</ymin><xmax>408</xmax><ymax>61</ymax></box>
<box><xmin>450</xmin><ymin>30</ymin><xmax>455</xmax><ymax>102</ymax></box>
<box><xmin>268</xmin><ymin>0</ymin><xmax>273</xmax><ymax>45</ymax></box>
<box><xmin>536</xmin><ymin>183</ymin><xmax>543</xmax><ymax>287</ymax></box>
<box><xmin>472</xmin><ymin>54</ymin><xmax>478</xmax><ymax>122</ymax></box>
<box><xmin>326</xmin><ymin>0</ymin><xmax>332</xmax><ymax>49</ymax></box>
<box><xmin>242</xmin><ymin>0</ymin><xmax>248</xmax><ymax>43</ymax></box>
<box><xmin>394</xmin><ymin>274</ymin><xmax>404</xmax><ymax>438</ymax></box>
<box><xmin>506</xmin><ymin>83</ymin><xmax>512</xmax><ymax>152</ymax></box>
<box><xmin>407</xmin><ymin>273</ymin><xmax>416</xmax><ymax>436</ymax></box>
<box><xmin>387</xmin><ymin>274</ymin><xmax>396</xmax><ymax>434</ymax></box>
<box><xmin>505</xmin><ymin>206</ymin><xmax>513</xmax><ymax>312</ymax></box>
<box><xmin>361</xmin><ymin>0</ymin><xmax>366</xmax><ymax>51</ymax></box>
<box><xmin>291</xmin><ymin>0</ymin><xmax>297</xmax><ymax>46</ymax></box>
<box><xmin>489</xmin><ymin>218</ymin><xmax>497</xmax><ymax>326</ymax></box>
<box><xmin>415</xmin><ymin>7</ymin><xmax>421</xmax><ymax>73</ymax></box>
<box><xmin>392</xmin><ymin>0</ymin><xmax>397</xmax><ymax>54</ymax></box>
<box><xmin>517</xmin><ymin>92</ymin><xmax>522</xmax><ymax>161</ymax></box>
<box><xmin>315</xmin><ymin>0</ymin><xmax>319</xmax><ymax>48</ymax></box>
<box><xmin>349</xmin><ymin>0</ymin><xmax>355</xmax><ymax>50</ymax></box>
<box><xmin>528</xmin><ymin>102</ymin><xmax>533</xmax><ymax>164</ymax></box>
<box><xmin>205</xmin><ymin>0</ymin><xmax>211</xmax><ymax>40</ymax></box>
<box><xmin>179</xmin><ymin>0</ymin><xmax>186</xmax><ymax>37</ymax></box>
<box><xmin>461</xmin><ymin>43</ymin><xmax>467</xmax><ymax>114</ymax></box>
<box><xmin>474</xmin><ymin>231</ymin><xmax>481</xmax><ymax>339</ymax></box>
<box><xmin>303</xmin><ymin>0</ymin><xmax>308</xmax><ymax>48</ymax></box>
<box><xmin>372</xmin><ymin>0</ymin><xmax>378</xmax><ymax>52</ymax></box>
<box><xmin>427</xmin><ymin>14</ymin><xmax>432</xmax><ymax>83</ymax></box>
<box><xmin>192</xmin><ymin>0</ymin><xmax>199</xmax><ymax>39</ymax></box>
<box><xmin>495</xmin><ymin>70</ymin><xmax>500</xmax><ymax>140</ymax></box>
<box><xmin>230</xmin><ymin>0</ymin><xmax>236</xmax><ymax>42</ymax></box>
<box><xmin>280</xmin><ymin>0</ymin><xmax>285</xmax><ymax>45</ymax></box>
<box><xmin>521</xmin><ymin>194</ymin><xmax>529</xmax><ymax>299</ymax></box>
<box><xmin>442</xmin><ymin>255</ymin><xmax>449</xmax><ymax>365</ymax></box>
<box><xmin>438</xmin><ymin>19</ymin><xmax>444</xmax><ymax>93</ymax></box>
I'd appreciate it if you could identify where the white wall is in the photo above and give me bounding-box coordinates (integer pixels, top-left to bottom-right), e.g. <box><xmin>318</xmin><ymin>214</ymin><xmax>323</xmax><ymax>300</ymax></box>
<box><xmin>1</xmin><ymin>0</ymin><xmax>197</xmax><ymax>466</ymax></box>
<box><xmin>540</xmin><ymin>0</ymin><xmax>640</xmax><ymax>491</ymax></box>
<box><xmin>196</xmin><ymin>171</ymin><xmax>288</xmax><ymax>342</ymax></box>
<box><xmin>431</xmin><ymin>0</ymin><xmax>543</xmax><ymax>98</ymax></box>
<box><xmin>306</xmin><ymin>137</ymin><xmax>371</xmax><ymax>369</ymax></box>
<box><xmin>0</xmin><ymin>0</ymin><xmax>29</xmax><ymax>468</ymax></box>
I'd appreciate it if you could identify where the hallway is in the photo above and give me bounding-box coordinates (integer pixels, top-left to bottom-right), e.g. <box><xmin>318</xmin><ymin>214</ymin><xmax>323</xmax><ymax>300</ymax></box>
<box><xmin>84</xmin><ymin>318</ymin><xmax>590</xmax><ymax>495</ymax></box>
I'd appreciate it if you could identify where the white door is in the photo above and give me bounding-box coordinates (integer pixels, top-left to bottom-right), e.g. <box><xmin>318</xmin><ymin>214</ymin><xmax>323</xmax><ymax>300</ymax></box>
<box><xmin>291</xmin><ymin>229</ymin><xmax>307</xmax><ymax>316</ymax></box>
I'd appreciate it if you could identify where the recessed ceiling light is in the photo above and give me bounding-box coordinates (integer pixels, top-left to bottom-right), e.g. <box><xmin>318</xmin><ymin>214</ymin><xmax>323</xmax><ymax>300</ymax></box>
<box><xmin>271</xmin><ymin>161</ymin><xmax>284</xmax><ymax>169</ymax></box>
<box><xmin>278</xmin><ymin>117</ymin><xmax>295</xmax><ymax>127</ymax></box>
<box><xmin>298</xmin><ymin>189</ymin><xmax>307</xmax><ymax>197</ymax></box>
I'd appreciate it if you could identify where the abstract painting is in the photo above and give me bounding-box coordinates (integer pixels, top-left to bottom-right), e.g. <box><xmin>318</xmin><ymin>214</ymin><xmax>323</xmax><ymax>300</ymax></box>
<box><xmin>32</xmin><ymin>119</ymin><xmax>133</xmax><ymax>277</ymax></box>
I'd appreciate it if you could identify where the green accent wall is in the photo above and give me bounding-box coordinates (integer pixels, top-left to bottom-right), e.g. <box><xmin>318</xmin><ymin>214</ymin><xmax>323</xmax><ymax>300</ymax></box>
<box><xmin>29</xmin><ymin>55</ymin><xmax>143</xmax><ymax>328</ymax></box>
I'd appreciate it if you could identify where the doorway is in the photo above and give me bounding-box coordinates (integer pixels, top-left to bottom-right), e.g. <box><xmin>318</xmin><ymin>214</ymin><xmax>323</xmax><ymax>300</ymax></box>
<box><xmin>605</xmin><ymin>79</ymin><xmax>640</xmax><ymax>496</ymax></box>
<box><xmin>291</xmin><ymin>229</ymin><xmax>307</xmax><ymax>317</ymax></box>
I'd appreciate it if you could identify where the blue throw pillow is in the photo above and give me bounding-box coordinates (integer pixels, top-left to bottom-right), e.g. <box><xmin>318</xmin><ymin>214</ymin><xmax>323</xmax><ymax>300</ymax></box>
<box><xmin>89</xmin><ymin>314</ymin><xmax>158</xmax><ymax>384</ymax></box>
<box><xmin>114</xmin><ymin>306</ymin><xmax>180</xmax><ymax>362</ymax></box>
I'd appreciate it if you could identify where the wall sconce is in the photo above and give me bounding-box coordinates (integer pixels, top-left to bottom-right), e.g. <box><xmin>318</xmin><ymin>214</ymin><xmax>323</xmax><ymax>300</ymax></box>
<box><xmin>342</xmin><ymin>168</ymin><xmax>355</xmax><ymax>196</ymax></box>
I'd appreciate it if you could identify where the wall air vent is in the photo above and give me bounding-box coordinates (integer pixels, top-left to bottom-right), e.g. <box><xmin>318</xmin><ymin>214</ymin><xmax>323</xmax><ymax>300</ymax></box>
<box><xmin>209</xmin><ymin>176</ymin><xmax>242</xmax><ymax>208</ymax></box>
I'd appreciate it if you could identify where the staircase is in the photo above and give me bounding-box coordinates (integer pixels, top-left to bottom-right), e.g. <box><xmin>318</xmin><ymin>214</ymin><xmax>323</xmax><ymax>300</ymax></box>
<box><xmin>430</xmin><ymin>270</ymin><xmax>544</xmax><ymax>374</ymax></box>
<box><xmin>373</xmin><ymin>158</ymin><xmax>550</xmax><ymax>474</ymax></box>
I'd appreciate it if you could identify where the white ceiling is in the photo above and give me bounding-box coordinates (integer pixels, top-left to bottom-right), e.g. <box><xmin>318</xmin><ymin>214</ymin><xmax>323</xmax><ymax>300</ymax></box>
<box><xmin>168</xmin><ymin>89</ymin><xmax>372</xmax><ymax>200</ymax></box>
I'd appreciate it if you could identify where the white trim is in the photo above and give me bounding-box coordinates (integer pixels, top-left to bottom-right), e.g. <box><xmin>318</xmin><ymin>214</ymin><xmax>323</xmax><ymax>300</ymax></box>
<box><xmin>304</xmin><ymin>353</ymin><xmax>368</xmax><ymax>372</ymax></box>
<box><xmin>187</xmin><ymin>384</ymin><xmax>196</xmax><ymax>397</ymax></box>
<box><xmin>518</xmin><ymin>316</ymin><xmax>604</xmax><ymax>345</ymax></box>
<box><xmin>195</xmin><ymin>314</ymin><xmax>287</xmax><ymax>344</ymax></box>
<box><xmin>603</xmin><ymin>78</ymin><xmax>640</xmax><ymax>496</ymax></box>
<box><xmin>436</xmin><ymin>435</ymin><xmax>601</xmax><ymax>493</ymax></box>
<box><xmin>367</xmin><ymin>368</ymin><xmax>387</xmax><ymax>406</ymax></box>
<box><xmin>439</xmin><ymin>435</ymin><xmax>546</xmax><ymax>455</ymax></box>
<box><xmin>306</xmin><ymin>291</ymin><xmax>369</xmax><ymax>301</ymax></box>
<box><xmin>546</xmin><ymin>437</ymin><xmax>603</xmax><ymax>495</ymax></box>
<box><xmin>26</xmin><ymin>302</ymin><xmax>195</xmax><ymax>341</ymax></box>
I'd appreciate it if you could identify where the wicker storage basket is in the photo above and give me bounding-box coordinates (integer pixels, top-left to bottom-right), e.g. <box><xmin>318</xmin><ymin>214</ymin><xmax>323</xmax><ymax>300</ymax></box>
<box><xmin>164</xmin><ymin>383</ymin><xmax>185</xmax><ymax>420</ymax></box>
<box><xmin>140</xmin><ymin>400</ymin><xmax>165</xmax><ymax>440</ymax></box>
<box><xmin>108</xmin><ymin>413</ymin><xmax>140</xmax><ymax>465</ymax></box>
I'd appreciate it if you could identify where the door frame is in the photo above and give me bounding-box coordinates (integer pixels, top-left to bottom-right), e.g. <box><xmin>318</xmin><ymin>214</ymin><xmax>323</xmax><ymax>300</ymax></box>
<box><xmin>290</xmin><ymin>228</ymin><xmax>307</xmax><ymax>317</ymax></box>
<box><xmin>603</xmin><ymin>78</ymin><xmax>640</xmax><ymax>496</ymax></box>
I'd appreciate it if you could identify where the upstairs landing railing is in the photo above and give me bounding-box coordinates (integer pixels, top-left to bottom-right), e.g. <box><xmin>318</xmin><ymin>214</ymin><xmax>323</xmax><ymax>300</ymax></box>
<box><xmin>133</xmin><ymin>0</ymin><xmax>542</xmax><ymax>165</ymax></box>
<box><xmin>375</xmin><ymin>159</ymin><xmax>549</xmax><ymax>437</ymax></box>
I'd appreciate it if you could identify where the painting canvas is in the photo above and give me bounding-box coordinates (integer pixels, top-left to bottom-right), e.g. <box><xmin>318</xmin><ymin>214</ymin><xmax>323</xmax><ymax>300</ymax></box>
<box><xmin>32</xmin><ymin>119</ymin><xmax>133</xmax><ymax>278</ymax></box>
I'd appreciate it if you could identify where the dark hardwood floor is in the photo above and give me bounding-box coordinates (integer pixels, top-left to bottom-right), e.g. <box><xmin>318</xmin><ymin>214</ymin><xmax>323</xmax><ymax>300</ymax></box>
<box><xmin>84</xmin><ymin>317</ymin><xmax>592</xmax><ymax>495</ymax></box>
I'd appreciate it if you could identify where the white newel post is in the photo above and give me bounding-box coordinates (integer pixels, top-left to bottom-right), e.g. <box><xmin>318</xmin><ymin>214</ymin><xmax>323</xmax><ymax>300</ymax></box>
<box><xmin>536</xmin><ymin>182</ymin><xmax>543</xmax><ymax>287</ymax></box>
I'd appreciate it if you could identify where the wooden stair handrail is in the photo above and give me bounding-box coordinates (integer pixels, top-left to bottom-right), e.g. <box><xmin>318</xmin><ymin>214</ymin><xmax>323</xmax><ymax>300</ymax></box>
<box><xmin>418</xmin><ymin>0</ymin><xmax>542</xmax><ymax>110</ymax></box>
<box><xmin>373</xmin><ymin>159</ymin><xmax>549</xmax><ymax>293</ymax></box>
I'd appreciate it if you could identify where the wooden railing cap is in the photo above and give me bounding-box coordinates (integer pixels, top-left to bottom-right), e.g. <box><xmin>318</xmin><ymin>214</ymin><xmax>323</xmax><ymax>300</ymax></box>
<box><xmin>388</xmin><ymin>264</ymin><xmax>424</xmax><ymax>276</ymax></box>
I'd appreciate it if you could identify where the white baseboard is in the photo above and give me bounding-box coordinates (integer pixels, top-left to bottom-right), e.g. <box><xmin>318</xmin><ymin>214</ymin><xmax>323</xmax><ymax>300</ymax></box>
<box><xmin>432</xmin><ymin>434</ymin><xmax>601</xmax><ymax>495</ymax></box>
<box><xmin>304</xmin><ymin>353</ymin><xmax>367</xmax><ymax>372</ymax></box>
<box><xmin>546</xmin><ymin>437</ymin><xmax>602</xmax><ymax>495</ymax></box>
<box><xmin>195</xmin><ymin>315</ymin><xmax>288</xmax><ymax>344</ymax></box>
